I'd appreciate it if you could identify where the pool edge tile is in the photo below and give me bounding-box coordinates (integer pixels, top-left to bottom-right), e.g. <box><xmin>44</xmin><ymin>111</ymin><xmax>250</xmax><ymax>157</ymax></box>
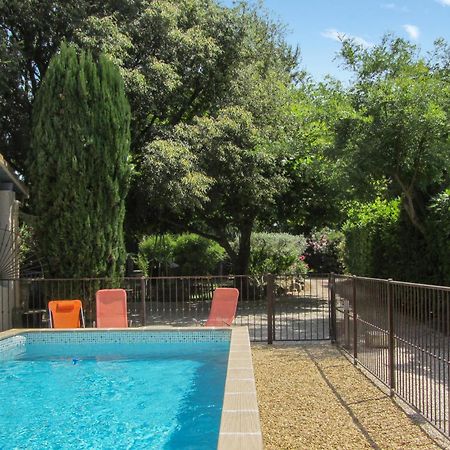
<box><xmin>218</xmin><ymin>327</ymin><xmax>263</xmax><ymax>450</ymax></box>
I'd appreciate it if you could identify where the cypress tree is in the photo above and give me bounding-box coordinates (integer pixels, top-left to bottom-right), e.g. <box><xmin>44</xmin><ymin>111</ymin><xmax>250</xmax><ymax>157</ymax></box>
<box><xmin>29</xmin><ymin>43</ymin><xmax>131</xmax><ymax>278</ymax></box>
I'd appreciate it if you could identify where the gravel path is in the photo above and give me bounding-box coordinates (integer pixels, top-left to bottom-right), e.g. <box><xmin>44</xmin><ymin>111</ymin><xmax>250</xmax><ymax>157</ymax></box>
<box><xmin>252</xmin><ymin>343</ymin><xmax>446</xmax><ymax>449</ymax></box>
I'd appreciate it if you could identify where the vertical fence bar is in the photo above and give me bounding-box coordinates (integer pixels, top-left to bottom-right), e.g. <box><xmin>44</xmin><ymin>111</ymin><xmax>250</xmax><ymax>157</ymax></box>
<box><xmin>352</xmin><ymin>275</ymin><xmax>357</xmax><ymax>365</ymax></box>
<box><xmin>140</xmin><ymin>277</ymin><xmax>146</xmax><ymax>327</ymax></box>
<box><xmin>329</xmin><ymin>273</ymin><xmax>336</xmax><ymax>343</ymax></box>
<box><xmin>387</xmin><ymin>278</ymin><xmax>395</xmax><ymax>397</ymax></box>
<box><xmin>267</xmin><ymin>274</ymin><xmax>274</xmax><ymax>345</ymax></box>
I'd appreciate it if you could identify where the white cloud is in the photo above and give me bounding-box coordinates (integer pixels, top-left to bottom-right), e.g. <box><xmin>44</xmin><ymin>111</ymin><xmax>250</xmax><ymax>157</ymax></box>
<box><xmin>381</xmin><ymin>3</ymin><xmax>409</xmax><ymax>12</ymax></box>
<box><xmin>437</xmin><ymin>0</ymin><xmax>450</xmax><ymax>6</ymax></box>
<box><xmin>403</xmin><ymin>24</ymin><xmax>420</xmax><ymax>40</ymax></box>
<box><xmin>321</xmin><ymin>28</ymin><xmax>372</xmax><ymax>48</ymax></box>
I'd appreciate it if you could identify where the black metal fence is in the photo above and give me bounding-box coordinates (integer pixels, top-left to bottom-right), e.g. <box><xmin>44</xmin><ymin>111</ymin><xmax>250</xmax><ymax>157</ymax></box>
<box><xmin>0</xmin><ymin>273</ymin><xmax>330</xmax><ymax>342</ymax></box>
<box><xmin>333</xmin><ymin>274</ymin><xmax>450</xmax><ymax>438</ymax></box>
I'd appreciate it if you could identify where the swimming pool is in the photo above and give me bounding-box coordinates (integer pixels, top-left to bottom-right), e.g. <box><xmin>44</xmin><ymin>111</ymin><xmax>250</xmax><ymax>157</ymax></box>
<box><xmin>0</xmin><ymin>330</ymin><xmax>230</xmax><ymax>449</ymax></box>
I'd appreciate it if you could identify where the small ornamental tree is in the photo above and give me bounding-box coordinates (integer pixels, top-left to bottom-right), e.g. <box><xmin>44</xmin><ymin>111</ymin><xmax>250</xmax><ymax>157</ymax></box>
<box><xmin>29</xmin><ymin>43</ymin><xmax>131</xmax><ymax>277</ymax></box>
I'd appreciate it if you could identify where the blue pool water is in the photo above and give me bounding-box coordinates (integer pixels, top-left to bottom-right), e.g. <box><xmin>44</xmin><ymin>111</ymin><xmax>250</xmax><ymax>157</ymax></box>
<box><xmin>0</xmin><ymin>336</ymin><xmax>230</xmax><ymax>449</ymax></box>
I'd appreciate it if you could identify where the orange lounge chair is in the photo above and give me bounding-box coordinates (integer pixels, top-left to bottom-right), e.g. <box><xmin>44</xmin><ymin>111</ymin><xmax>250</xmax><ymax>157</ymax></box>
<box><xmin>205</xmin><ymin>288</ymin><xmax>239</xmax><ymax>327</ymax></box>
<box><xmin>48</xmin><ymin>300</ymin><xmax>85</xmax><ymax>328</ymax></box>
<box><xmin>96</xmin><ymin>289</ymin><xmax>128</xmax><ymax>328</ymax></box>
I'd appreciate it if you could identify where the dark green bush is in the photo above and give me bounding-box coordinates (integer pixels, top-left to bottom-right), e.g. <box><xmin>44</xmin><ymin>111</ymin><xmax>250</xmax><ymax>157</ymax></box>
<box><xmin>342</xmin><ymin>198</ymin><xmax>401</xmax><ymax>278</ymax></box>
<box><xmin>341</xmin><ymin>198</ymin><xmax>441</xmax><ymax>283</ymax></box>
<box><xmin>137</xmin><ymin>233</ymin><xmax>225</xmax><ymax>276</ymax></box>
<box><xmin>137</xmin><ymin>235</ymin><xmax>178</xmax><ymax>276</ymax></box>
<box><xmin>172</xmin><ymin>234</ymin><xmax>226</xmax><ymax>276</ymax></box>
<box><xmin>428</xmin><ymin>190</ymin><xmax>450</xmax><ymax>285</ymax></box>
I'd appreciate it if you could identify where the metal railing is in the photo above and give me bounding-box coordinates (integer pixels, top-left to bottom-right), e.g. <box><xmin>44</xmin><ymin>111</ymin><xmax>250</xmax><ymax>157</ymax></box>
<box><xmin>0</xmin><ymin>274</ymin><xmax>330</xmax><ymax>342</ymax></box>
<box><xmin>333</xmin><ymin>274</ymin><xmax>450</xmax><ymax>438</ymax></box>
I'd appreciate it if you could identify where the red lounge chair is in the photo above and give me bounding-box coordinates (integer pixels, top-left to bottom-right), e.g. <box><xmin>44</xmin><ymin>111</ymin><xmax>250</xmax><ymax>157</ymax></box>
<box><xmin>48</xmin><ymin>300</ymin><xmax>85</xmax><ymax>328</ymax></box>
<box><xmin>96</xmin><ymin>289</ymin><xmax>128</xmax><ymax>328</ymax></box>
<box><xmin>205</xmin><ymin>288</ymin><xmax>239</xmax><ymax>327</ymax></box>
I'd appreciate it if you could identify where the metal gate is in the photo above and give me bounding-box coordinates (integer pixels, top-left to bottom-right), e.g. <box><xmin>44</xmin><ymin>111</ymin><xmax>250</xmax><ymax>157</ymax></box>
<box><xmin>267</xmin><ymin>274</ymin><xmax>331</xmax><ymax>342</ymax></box>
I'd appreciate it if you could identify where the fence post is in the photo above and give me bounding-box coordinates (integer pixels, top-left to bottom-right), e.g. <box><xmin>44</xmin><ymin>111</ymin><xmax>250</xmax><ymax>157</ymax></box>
<box><xmin>353</xmin><ymin>275</ymin><xmax>357</xmax><ymax>365</ymax></box>
<box><xmin>140</xmin><ymin>277</ymin><xmax>146</xmax><ymax>327</ymax></box>
<box><xmin>267</xmin><ymin>274</ymin><xmax>275</xmax><ymax>345</ymax></box>
<box><xmin>387</xmin><ymin>278</ymin><xmax>395</xmax><ymax>397</ymax></box>
<box><xmin>329</xmin><ymin>273</ymin><xmax>336</xmax><ymax>343</ymax></box>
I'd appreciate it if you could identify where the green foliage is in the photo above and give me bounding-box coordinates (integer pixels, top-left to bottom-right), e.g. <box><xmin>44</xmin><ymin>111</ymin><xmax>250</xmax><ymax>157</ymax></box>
<box><xmin>137</xmin><ymin>233</ymin><xmax>225</xmax><ymax>276</ymax></box>
<box><xmin>342</xmin><ymin>199</ymin><xmax>401</xmax><ymax>278</ymax></box>
<box><xmin>428</xmin><ymin>190</ymin><xmax>450</xmax><ymax>285</ymax></box>
<box><xmin>172</xmin><ymin>234</ymin><xmax>226</xmax><ymax>276</ymax></box>
<box><xmin>262</xmin><ymin>82</ymin><xmax>352</xmax><ymax>234</ymax></box>
<box><xmin>0</xmin><ymin>1</ymin><xmax>108</xmax><ymax>171</ymax></box>
<box><xmin>7</xmin><ymin>4</ymin><xmax>450</xmax><ymax>284</ymax></box>
<box><xmin>342</xmin><ymin>197</ymin><xmax>439</xmax><ymax>283</ymax></box>
<box><xmin>305</xmin><ymin>228</ymin><xmax>344</xmax><ymax>273</ymax></box>
<box><xmin>29</xmin><ymin>43</ymin><xmax>131</xmax><ymax>277</ymax></box>
<box><xmin>141</xmin><ymin>103</ymin><xmax>292</xmax><ymax>274</ymax></box>
<box><xmin>248</xmin><ymin>233</ymin><xmax>307</xmax><ymax>275</ymax></box>
<box><xmin>337</xmin><ymin>36</ymin><xmax>450</xmax><ymax>236</ymax></box>
<box><xmin>137</xmin><ymin>234</ymin><xmax>178</xmax><ymax>276</ymax></box>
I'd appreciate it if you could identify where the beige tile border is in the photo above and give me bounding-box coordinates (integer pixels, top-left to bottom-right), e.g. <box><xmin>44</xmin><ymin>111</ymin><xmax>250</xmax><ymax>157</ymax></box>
<box><xmin>218</xmin><ymin>327</ymin><xmax>263</xmax><ymax>450</ymax></box>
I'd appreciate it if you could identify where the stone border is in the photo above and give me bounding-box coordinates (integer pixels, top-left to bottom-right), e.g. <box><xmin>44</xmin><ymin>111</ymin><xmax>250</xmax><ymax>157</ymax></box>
<box><xmin>218</xmin><ymin>327</ymin><xmax>263</xmax><ymax>450</ymax></box>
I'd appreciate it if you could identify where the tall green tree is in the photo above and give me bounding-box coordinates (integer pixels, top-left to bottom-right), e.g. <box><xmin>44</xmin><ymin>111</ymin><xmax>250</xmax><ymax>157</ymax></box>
<box><xmin>29</xmin><ymin>43</ymin><xmax>131</xmax><ymax>277</ymax></box>
<box><xmin>264</xmin><ymin>80</ymin><xmax>355</xmax><ymax>234</ymax></box>
<box><xmin>337</xmin><ymin>36</ymin><xmax>450</xmax><ymax>236</ymax></box>
<box><xmin>139</xmin><ymin>105</ymin><xmax>290</xmax><ymax>274</ymax></box>
<box><xmin>127</xmin><ymin>4</ymin><xmax>300</xmax><ymax>274</ymax></box>
<box><xmin>1</xmin><ymin>1</ymin><xmax>299</xmax><ymax>256</ymax></box>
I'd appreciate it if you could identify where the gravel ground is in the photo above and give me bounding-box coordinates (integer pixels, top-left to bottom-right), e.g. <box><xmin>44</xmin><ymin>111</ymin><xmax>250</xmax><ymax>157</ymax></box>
<box><xmin>252</xmin><ymin>343</ymin><xmax>447</xmax><ymax>450</ymax></box>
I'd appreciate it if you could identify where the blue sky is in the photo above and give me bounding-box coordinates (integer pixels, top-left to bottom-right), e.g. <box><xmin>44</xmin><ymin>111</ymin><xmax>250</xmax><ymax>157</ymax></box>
<box><xmin>220</xmin><ymin>0</ymin><xmax>450</xmax><ymax>81</ymax></box>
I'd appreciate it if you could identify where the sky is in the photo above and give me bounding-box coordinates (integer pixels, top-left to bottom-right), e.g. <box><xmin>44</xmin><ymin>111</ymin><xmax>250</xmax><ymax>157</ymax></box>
<box><xmin>220</xmin><ymin>0</ymin><xmax>450</xmax><ymax>82</ymax></box>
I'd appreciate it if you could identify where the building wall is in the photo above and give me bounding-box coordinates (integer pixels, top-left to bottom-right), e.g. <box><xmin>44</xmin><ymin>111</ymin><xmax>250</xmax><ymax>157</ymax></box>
<box><xmin>0</xmin><ymin>187</ymin><xmax>19</xmax><ymax>330</ymax></box>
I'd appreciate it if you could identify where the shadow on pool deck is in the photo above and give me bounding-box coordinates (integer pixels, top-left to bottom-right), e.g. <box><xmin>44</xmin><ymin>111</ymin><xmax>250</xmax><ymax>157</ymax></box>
<box><xmin>251</xmin><ymin>343</ymin><xmax>449</xmax><ymax>450</ymax></box>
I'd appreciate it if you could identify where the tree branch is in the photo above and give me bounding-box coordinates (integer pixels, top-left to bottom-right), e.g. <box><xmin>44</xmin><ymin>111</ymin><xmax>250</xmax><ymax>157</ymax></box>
<box><xmin>394</xmin><ymin>173</ymin><xmax>426</xmax><ymax>236</ymax></box>
<box><xmin>170</xmin><ymin>83</ymin><xmax>203</xmax><ymax>125</ymax></box>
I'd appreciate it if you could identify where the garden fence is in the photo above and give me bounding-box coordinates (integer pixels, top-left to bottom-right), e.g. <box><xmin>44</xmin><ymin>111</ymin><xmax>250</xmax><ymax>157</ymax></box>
<box><xmin>0</xmin><ymin>273</ymin><xmax>330</xmax><ymax>342</ymax></box>
<box><xmin>332</xmin><ymin>274</ymin><xmax>450</xmax><ymax>438</ymax></box>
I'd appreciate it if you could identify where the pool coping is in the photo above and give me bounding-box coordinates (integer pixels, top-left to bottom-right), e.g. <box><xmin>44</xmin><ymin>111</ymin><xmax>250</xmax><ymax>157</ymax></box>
<box><xmin>218</xmin><ymin>326</ymin><xmax>264</xmax><ymax>450</ymax></box>
<box><xmin>0</xmin><ymin>326</ymin><xmax>263</xmax><ymax>450</ymax></box>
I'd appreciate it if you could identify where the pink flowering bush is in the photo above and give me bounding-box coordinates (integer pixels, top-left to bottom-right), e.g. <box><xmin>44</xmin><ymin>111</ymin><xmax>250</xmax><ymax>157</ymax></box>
<box><xmin>304</xmin><ymin>228</ymin><xmax>344</xmax><ymax>273</ymax></box>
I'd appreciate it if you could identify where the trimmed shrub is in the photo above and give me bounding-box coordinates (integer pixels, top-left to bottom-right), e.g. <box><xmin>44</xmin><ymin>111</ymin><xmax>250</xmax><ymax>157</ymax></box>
<box><xmin>137</xmin><ymin>233</ymin><xmax>225</xmax><ymax>276</ymax></box>
<box><xmin>137</xmin><ymin>234</ymin><xmax>177</xmax><ymax>276</ymax></box>
<box><xmin>172</xmin><ymin>234</ymin><xmax>226</xmax><ymax>276</ymax></box>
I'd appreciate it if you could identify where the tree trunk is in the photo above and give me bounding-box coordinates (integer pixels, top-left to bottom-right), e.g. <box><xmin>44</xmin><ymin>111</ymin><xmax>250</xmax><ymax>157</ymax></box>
<box><xmin>402</xmin><ymin>190</ymin><xmax>426</xmax><ymax>236</ymax></box>
<box><xmin>394</xmin><ymin>174</ymin><xmax>427</xmax><ymax>237</ymax></box>
<box><xmin>233</xmin><ymin>224</ymin><xmax>252</xmax><ymax>275</ymax></box>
